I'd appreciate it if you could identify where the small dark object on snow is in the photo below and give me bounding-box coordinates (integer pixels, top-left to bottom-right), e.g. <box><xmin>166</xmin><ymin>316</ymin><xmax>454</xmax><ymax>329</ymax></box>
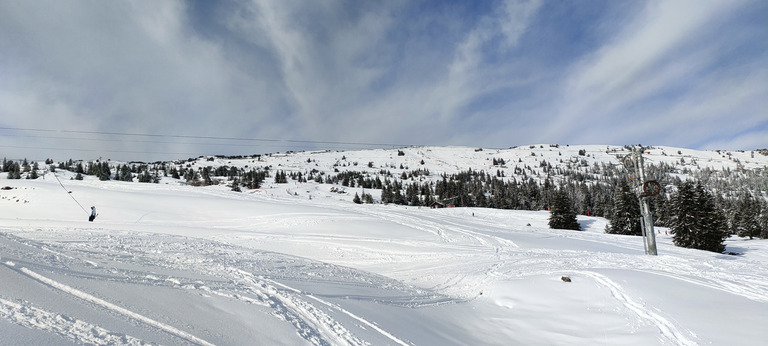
<box><xmin>1</xmin><ymin>186</ymin><xmax>12</xmax><ymax>190</ymax></box>
<box><xmin>561</xmin><ymin>276</ymin><xmax>572</xmax><ymax>282</ymax></box>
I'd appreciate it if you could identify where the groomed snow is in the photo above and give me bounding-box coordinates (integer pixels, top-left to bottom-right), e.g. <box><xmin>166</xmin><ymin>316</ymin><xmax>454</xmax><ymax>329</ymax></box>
<box><xmin>1</xmin><ymin>168</ymin><xmax>767</xmax><ymax>345</ymax></box>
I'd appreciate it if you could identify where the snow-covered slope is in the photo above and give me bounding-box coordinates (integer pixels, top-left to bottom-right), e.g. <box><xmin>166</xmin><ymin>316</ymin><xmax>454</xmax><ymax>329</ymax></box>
<box><xmin>1</xmin><ymin>167</ymin><xmax>767</xmax><ymax>345</ymax></box>
<box><xmin>185</xmin><ymin>144</ymin><xmax>768</xmax><ymax>182</ymax></box>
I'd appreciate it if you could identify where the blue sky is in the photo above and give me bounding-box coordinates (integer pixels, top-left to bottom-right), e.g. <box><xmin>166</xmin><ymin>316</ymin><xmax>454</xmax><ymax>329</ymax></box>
<box><xmin>1</xmin><ymin>0</ymin><xmax>766</xmax><ymax>161</ymax></box>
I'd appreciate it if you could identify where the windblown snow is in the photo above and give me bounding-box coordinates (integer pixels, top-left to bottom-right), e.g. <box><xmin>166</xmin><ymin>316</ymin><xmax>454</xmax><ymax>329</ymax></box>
<box><xmin>1</xmin><ymin>146</ymin><xmax>767</xmax><ymax>345</ymax></box>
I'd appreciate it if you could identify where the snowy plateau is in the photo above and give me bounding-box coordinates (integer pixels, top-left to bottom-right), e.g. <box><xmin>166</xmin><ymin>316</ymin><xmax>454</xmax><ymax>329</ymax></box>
<box><xmin>1</xmin><ymin>145</ymin><xmax>767</xmax><ymax>345</ymax></box>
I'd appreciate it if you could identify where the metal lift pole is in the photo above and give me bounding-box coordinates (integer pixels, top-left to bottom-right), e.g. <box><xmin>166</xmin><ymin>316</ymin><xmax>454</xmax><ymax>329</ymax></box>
<box><xmin>635</xmin><ymin>150</ymin><xmax>658</xmax><ymax>255</ymax></box>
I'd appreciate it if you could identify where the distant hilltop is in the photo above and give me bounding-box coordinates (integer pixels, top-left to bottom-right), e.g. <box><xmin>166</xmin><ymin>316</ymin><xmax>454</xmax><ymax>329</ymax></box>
<box><xmin>3</xmin><ymin>145</ymin><xmax>768</xmax><ymax>241</ymax></box>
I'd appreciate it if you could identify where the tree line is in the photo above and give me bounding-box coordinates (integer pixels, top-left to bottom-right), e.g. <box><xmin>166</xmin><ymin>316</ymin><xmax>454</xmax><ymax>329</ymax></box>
<box><xmin>3</xmin><ymin>153</ymin><xmax>767</xmax><ymax>253</ymax></box>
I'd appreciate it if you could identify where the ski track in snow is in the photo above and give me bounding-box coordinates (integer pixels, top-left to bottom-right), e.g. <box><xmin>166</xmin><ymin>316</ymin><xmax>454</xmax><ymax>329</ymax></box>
<box><xmin>239</xmin><ymin>193</ymin><xmax>768</xmax><ymax>306</ymax></box>
<box><xmin>0</xmin><ymin>296</ymin><xmax>149</xmax><ymax>345</ymax></box>
<box><xmin>3</xmin><ymin>161</ymin><xmax>768</xmax><ymax>345</ymax></box>
<box><xmin>4</xmin><ymin>262</ymin><xmax>214</xmax><ymax>346</ymax></box>
<box><xmin>1</xmin><ymin>230</ymin><xmax>436</xmax><ymax>346</ymax></box>
<box><xmin>580</xmin><ymin>271</ymin><xmax>697</xmax><ymax>346</ymax></box>
<box><xmin>226</xmin><ymin>267</ymin><xmax>366</xmax><ymax>346</ymax></box>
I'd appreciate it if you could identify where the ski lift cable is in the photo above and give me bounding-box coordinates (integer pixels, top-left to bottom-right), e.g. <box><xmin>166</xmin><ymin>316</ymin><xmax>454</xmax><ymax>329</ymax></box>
<box><xmin>0</xmin><ymin>126</ymin><xmax>409</xmax><ymax>148</ymax></box>
<box><xmin>51</xmin><ymin>172</ymin><xmax>90</xmax><ymax>215</ymax></box>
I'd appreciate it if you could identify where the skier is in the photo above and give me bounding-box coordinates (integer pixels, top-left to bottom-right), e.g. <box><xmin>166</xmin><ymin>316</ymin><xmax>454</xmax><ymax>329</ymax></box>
<box><xmin>89</xmin><ymin>206</ymin><xmax>97</xmax><ymax>222</ymax></box>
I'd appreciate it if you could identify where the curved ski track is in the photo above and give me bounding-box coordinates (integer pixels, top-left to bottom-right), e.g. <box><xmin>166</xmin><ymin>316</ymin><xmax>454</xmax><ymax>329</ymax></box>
<box><xmin>0</xmin><ymin>231</ymin><xmax>439</xmax><ymax>345</ymax></box>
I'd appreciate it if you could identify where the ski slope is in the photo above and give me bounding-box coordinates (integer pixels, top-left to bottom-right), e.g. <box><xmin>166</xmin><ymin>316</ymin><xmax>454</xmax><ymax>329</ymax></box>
<box><xmin>1</xmin><ymin>170</ymin><xmax>767</xmax><ymax>345</ymax></box>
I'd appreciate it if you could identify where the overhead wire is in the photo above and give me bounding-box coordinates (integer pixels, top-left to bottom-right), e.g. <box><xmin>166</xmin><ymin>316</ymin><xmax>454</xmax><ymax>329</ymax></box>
<box><xmin>51</xmin><ymin>171</ymin><xmax>90</xmax><ymax>215</ymax></box>
<box><xmin>0</xmin><ymin>126</ymin><xmax>423</xmax><ymax>159</ymax></box>
<box><xmin>1</xmin><ymin>126</ymin><xmax>508</xmax><ymax>161</ymax></box>
<box><xmin>0</xmin><ymin>126</ymin><xmax>410</xmax><ymax>148</ymax></box>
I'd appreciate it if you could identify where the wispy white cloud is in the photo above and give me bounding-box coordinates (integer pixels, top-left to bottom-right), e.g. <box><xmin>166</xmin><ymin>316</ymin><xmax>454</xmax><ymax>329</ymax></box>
<box><xmin>539</xmin><ymin>0</ymin><xmax>766</xmax><ymax>149</ymax></box>
<box><xmin>0</xmin><ymin>0</ymin><xmax>764</xmax><ymax>160</ymax></box>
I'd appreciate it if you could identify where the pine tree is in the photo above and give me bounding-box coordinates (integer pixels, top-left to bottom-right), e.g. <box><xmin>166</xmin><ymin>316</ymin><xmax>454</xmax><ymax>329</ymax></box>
<box><xmin>549</xmin><ymin>189</ymin><xmax>581</xmax><ymax>231</ymax></box>
<box><xmin>606</xmin><ymin>180</ymin><xmax>641</xmax><ymax>235</ymax></box>
<box><xmin>353</xmin><ymin>192</ymin><xmax>362</xmax><ymax>204</ymax></box>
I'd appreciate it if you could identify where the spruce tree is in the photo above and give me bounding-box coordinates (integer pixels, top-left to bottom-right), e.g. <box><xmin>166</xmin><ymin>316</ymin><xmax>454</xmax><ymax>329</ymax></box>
<box><xmin>760</xmin><ymin>206</ymin><xmax>768</xmax><ymax>239</ymax></box>
<box><xmin>549</xmin><ymin>189</ymin><xmax>581</xmax><ymax>231</ymax></box>
<box><xmin>669</xmin><ymin>181</ymin><xmax>698</xmax><ymax>248</ymax></box>
<box><xmin>734</xmin><ymin>195</ymin><xmax>762</xmax><ymax>239</ymax></box>
<box><xmin>98</xmin><ymin>162</ymin><xmax>111</xmax><ymax>181</ymax></box>
<box><xmin>669</xmin><ymin>182</ymin><xmax>728</xmax><ymax>253</ymax></box>
<box><xmin>231</xmin><ymin>177</ymin><xmax>242</xmax><ymax>192</ymax></box>
<box><xmin>29</xmin><ymin>162</ymin><xmax>39</xmax><ymax>179</ymax></box>
<box><xmin>606</xmin><ymin>180</ymin><xmax>641</xmax><ymax>235</ymax></box>
<box><xmin>693</xmin><ymin>183</ymin><xmax>728</xmax><ymax>252</ymax></box>
<box><xmin>119</xmin><ymin>165</ymin><xmax>133</xmax><ymax>182</ymax></box>
<box><xmin>381</xmin><ymin>184</ymin><xmax>393</xmax><ymax>204</ymax></box>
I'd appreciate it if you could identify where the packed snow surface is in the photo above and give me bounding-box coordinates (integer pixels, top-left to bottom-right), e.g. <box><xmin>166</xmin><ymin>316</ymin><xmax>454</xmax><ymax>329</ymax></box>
<box><xmin>1</xmin><ymin>167</ymin><xmax>767</xmax><ymax>345</ymax></box>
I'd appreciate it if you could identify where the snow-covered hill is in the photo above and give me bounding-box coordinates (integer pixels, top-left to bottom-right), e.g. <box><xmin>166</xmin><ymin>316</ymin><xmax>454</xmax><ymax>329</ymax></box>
<box><xmin>182</xmin><ymin>144</ymin><xmax>768</xmax><ymax>185</ymax></box>
<box><xmin>2</xmin><ymin>150</ymin><xmax>768</xmax><ymax>345</ymax></box>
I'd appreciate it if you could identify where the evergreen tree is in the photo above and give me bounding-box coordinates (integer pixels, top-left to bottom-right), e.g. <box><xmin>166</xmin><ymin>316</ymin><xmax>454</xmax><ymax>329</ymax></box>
<box><xmin>669</xmin><ymin>181</ymin><xmax>728</xmax><ymax>253</ymax></box>
<box><xmin>29</xmin><ymin>162</ymin><xmax>39</xmax><ymax>179</ymax></box>
<box><xmin>733</xmin><ymin>195</ymin><xmax>762</xmax><ymax>239</ymax></box>
<box><xmin>381</xmin><ymin>184</ymin><xmax>393</xmax><ymax>204</ymax></box>
<box><xmin>119</xmin><ymin>165</ymin><xmax>133</xmax><ymax>182</ymax></box>
<box><xmin>98</xmin><ymin>162</ymin><xmax>111</xmax><ymax>181</ymax></box>
<box><xmin>692</xmin><ymin>183</ymin><xmax>729</xmax><ymax>252</ymax></box>
<box><xmin>170</xmin><ymin>167</ymin><xmax>180</xmax><ymax>179</ymax></box>
<box><xmin>274</xmin><ymin>170</ymin><xmax>288</xmax><ymax>183</ymax></box>
<box><xmin>138</xmin><ymin>170</ymin><xmax>153</xmax><ymax>183</ymax></box>
<box><xmin>669</xmin><ymin>181</ymin><xmax>697</xmax><ymax>248</ymax></box>
<box><xmin>651</xmin><ymin>192</ymin><xmax>670</xmax><ymax>227</ymax></box>
<box><xmin>6</xmin><ymin>161</ymin><xmax>21</xmax><ymax>179</ymax></box>
<box><xmin>549</xmin><ymin>189</ymin><xmax>581</xmax><ymax>231</ymax></box>
<box><xmin>201</xmin><ymin>167</ymin><xmax>213</xmax><ymax>185</ymax></box>
<box><xmin>606</xmin><ymin>180</ymin><xmax>641</xmax><ymax>235</ymax></box>
<box><xmin>231</xmin><ymin>177</ymin><xmax>242</xmax><ymax>192</ymax></box>
<box><xmin>760</xmin><ymin>205</ymin><xmax>768</xmax><ymax>239</ymax></box>
<box><xmin>185</xmin><ymin>169</ymin><xmax>200</xmax><ymax>185</ymax></box>
<box><xmin>353</xmin><ymin>192</ymin><xmax>362</xmax><ymax>204</ymax></box>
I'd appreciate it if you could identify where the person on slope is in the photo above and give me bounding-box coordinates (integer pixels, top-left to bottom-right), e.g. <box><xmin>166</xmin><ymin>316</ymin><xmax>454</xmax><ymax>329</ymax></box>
<box><xmin>89</xmin><ymin>206</ymin><xmax>97</xmax><ymax>222</ymax></box>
